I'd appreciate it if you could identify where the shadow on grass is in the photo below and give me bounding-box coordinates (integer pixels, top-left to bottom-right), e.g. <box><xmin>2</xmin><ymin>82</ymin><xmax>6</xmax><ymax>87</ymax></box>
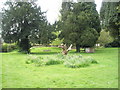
<box><xmin>30</xmin><ymin>52</ymin><xmax>60</xmax><ymax>55</ymax></box>
<box><xmin>30</xmin><ymin>49</ymin><xmax>86</xmax><ymax>55</ymax></box>
<box><xmin>30</xmin><ymin>49</ymin><xmax>87</xmax><ymax>55</ymax></box>
<box><xmin>30</xmin><ymin>48</ymin><xmax>114</xmax><ymax>55</ymax></box>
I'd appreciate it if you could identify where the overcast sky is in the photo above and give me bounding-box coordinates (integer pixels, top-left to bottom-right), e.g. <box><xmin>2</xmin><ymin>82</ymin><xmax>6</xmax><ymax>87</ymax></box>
<box><xmin>0</xmin><ymin>0</ymin><xmax>103</xmax><ymax>24</ymax></box>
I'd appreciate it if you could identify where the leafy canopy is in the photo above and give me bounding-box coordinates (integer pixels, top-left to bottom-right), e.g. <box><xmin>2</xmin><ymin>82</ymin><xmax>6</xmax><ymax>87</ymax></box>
<box><xmin>58</xmin><ymin>2</ymin><xmax>101</xmax><ymax>48</ymax></box>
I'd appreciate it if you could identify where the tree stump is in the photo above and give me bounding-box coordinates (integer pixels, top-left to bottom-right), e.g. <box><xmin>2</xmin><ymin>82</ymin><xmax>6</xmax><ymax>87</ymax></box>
<box><xmin>58</xmin><ymin>44</ymin><xmax>72</xmax><ymax>55</ymax></box>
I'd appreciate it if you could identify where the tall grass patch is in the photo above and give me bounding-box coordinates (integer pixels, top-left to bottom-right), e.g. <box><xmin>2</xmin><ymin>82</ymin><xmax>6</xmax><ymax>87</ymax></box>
<box><xmin>26</xmin><ymin>55</ymin><xmax>63</xmax><ymax>66</ymax></box>
<box><xmin>26</xmin><ymin>54</ymin><xmax>97</xmax><ymax>68</ymax></box>
<box><xmin>64</xmin><ymin>55</ymin><xmax>98</xmax><ymax>68</ymax></box>
<box><xmin>26</xmin><ymin>55</ymin><xmax>45</xmax><ymax>66</ymax></box>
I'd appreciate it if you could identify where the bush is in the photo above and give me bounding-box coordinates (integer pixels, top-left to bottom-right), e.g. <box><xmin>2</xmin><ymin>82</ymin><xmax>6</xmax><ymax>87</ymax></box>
<box><xmin>105</xmin><ymin>40</ymin><xmax>120</xmax><ymax>47</ymax></box>
<box><xmin>64</xmin><ymin>55</ymin><xmax>98</xmax><ymax>68</ymax></box>
<box><xmin>1</xmin><ymin>43</ymin><xmax>17</xmax><ymax>52</ymax></box>
<box><xmin>1</xmin><ymin>44</ymin><xmax>8</xmax><ymax>52</ymax></box>
<box><xmin>97</xmin><ymin>30</ymin><xmax>114</xmax><ymax>46</ymax></box>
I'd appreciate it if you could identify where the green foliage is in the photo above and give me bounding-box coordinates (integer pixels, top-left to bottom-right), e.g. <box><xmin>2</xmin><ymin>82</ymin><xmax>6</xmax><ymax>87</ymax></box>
<box><xmin>105</xmin><ymin>39</ymin><xmax>120</xmax><ymax>47</ymax></box>
<box><xmin>58</xmin><ymin>2</ymin><xmax>101</xmax><ymax>52</ymax></box>
<box><xmin>80</xmin><ymin>28</ymin><xmax>99</xmax><ymax>47</ymax></box>
<box><xmin>64</xmin><ymin>55</ymin><xmax>97</xmax><ymax>68</ymax></box>
<box><xmin>1</xmin><ymin>44</ymin><xmax>8</xmax><ymax>52</ymax></box>
<box><xmin>51</xmin><ymin>38</ymin><xmax>63</xmax><ymax>45</ymax></box>
<box><xmin>36</xmin><ymin>24</ymin><xmax>57</xmax><ymax>45</ymax></box>
<box><xmin>2</xmin><ymin>2</ymin><xmax>44</xmax><ymax>43</ymax></box>
<box><xmin>97</xmin><ymin>30</ymin><xmax>114</xmax><ymax>46</ymax></box>
<box><xmin>2</xmin><ymin>2</ymin><xmax>56</xmax><ymax>53</ymax></box>
<box><xmin>1</xmin><ymin>43</ymin><xmax>17</xmax><ymax>52</ymax></box>
<box><xmin>51</xmin><ymin>31</ymin><xmax>63</xmax><ymax>45</ymax></box>
<box><xmin>100</xmin><ymin>2</ymin><xmax>120</xmax><ymax>40</ymax></box>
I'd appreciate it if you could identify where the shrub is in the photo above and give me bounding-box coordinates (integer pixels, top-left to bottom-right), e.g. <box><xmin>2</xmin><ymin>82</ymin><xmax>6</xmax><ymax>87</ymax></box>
<box><xmin>1</xmin><ymin>43</ymin><xmax>17</xmax><ymax>52</ymax></box>
<box><xmin>64</xmin><ymin>55</ymin><xmax>98</xmax><ymax>68</ymax></box>
<box><xmin>1</xmin><ymin>43</ymin><xmax>8</xmax><ymax>52</ymax></box>
<box><xmin>105</xmin><ymin>40</ymin><xmax>120</xmax><ymax>47</ymax></box>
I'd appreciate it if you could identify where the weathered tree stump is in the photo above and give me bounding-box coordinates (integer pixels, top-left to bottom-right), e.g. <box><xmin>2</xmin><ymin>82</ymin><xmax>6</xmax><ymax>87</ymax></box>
<box><xmin>58</xmin><ymin>44</ymin><xmax>72</xmax><ymax>55</ymax></box>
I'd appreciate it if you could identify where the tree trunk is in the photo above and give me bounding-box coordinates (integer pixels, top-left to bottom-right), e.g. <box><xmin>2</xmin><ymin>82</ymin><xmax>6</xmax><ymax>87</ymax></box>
<box><xmin>76</xmin><ymin>44</ymin><xmax>80</xmax><ymax>52</ymax></box>
<box><xmin>18</xmin><ymin>37</ymin><xmax>31</xmax><ymax>53</ymax></box>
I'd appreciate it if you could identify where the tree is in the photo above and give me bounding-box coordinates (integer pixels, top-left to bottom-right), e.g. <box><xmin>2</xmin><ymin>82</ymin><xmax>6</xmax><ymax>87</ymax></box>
<box><xmin>2</xmin><ymin>1</ymin><xmax>56</xmax><ymax>53</ymax></box>
<box><xmin>58</xmin><ymin>2</ymin><xmax>101</xmax><ymax>52</ymax></box>
<box><xmin>30</xmin><ymin>23</ymin><xmax>56</xmax><ymax>45</ymax></box>
<box><xmin>97</xmin><ymin>29</ymin><xmax>113</xmax><ymax>46</ymax></box>
<box><xmin>100</xmin><ymin>1</ymin><xmax>120</xmax><ymax>43</ymax></box>
<box><xmin>51</xmin><ymin>31</ymin><xmax>63</xmax><ymax>46</ymax></box>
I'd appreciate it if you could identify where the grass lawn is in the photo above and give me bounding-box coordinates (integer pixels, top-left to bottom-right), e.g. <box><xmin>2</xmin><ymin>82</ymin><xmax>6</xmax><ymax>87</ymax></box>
<box><xmin>0</xmin><ymin>47</ymin><xmax>118</xmax><ymax>88</ymax></box>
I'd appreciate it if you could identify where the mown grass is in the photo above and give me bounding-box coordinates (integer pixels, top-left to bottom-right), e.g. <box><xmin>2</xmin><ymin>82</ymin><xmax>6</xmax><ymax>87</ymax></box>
<box><xmin>0</xmin><ymin>52</ymin><xmax>2</xmax><ymax>89</ymax></box>
<box><xmin>0</xmin><ymin>47</ymin><xmax>118</xmax><ymax>88</ymax></box>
